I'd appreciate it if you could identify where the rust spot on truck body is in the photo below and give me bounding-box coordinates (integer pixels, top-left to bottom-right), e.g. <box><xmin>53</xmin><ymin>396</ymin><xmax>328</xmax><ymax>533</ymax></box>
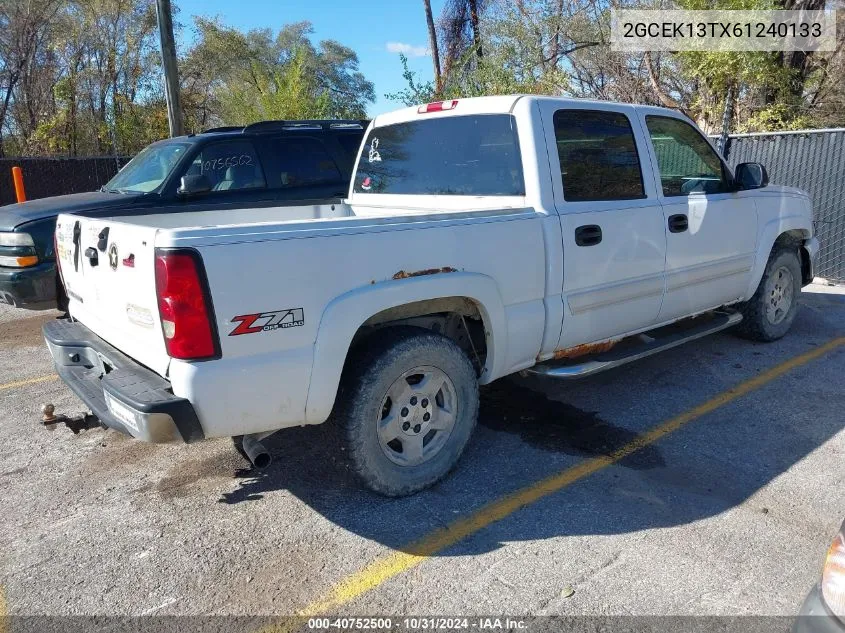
<box><xmin>552</xmin><ymin>339</ymin><xmax>619</xmax><ymax>360</ymax></box>
<box><xmin>392</xmin><ymin>267</ymin><xmax>457</xmax><ymax>280</ymax></box>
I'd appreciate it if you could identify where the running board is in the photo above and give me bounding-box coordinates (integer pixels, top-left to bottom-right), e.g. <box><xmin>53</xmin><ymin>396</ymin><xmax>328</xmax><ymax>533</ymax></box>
<box><xmin>526</xmin><ymin>310</ymin><xmax>743</xmax><ymax>380</ymax></box>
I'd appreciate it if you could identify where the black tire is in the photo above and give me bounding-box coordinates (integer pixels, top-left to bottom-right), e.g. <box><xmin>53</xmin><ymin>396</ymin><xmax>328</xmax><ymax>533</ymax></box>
<box><xmin>734</xmin><ymin>245</ymin><xmax>802</xmax><ymax>342</ymax></box>
<box><xmin>333</xmin><ymin>326</ymin><xmax>479</xmax><ymax>497</ymax></box>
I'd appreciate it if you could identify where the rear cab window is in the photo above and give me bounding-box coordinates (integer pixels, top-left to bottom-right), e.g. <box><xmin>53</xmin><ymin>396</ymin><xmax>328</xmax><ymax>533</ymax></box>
<box><xmin>553</xmin><ymin>109</ymin><xmax>646</xmax><ymax>202</ymax></box>
<box><xmin>353</xmin><ymin>114</ymin><xmax>524</xmax><ymax>196</ymax></box>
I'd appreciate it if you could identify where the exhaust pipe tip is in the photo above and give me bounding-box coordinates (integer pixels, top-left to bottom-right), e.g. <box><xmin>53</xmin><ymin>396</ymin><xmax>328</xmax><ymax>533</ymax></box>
<box><xmin>241</xmin><ymin>435</ymin><xmax>272</xmax><ymax>470</ymax></box>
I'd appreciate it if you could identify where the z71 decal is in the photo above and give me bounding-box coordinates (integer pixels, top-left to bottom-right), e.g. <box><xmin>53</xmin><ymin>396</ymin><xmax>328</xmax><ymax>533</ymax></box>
<box><xmin>229</xmin><ymin>308</ymin><xmax>305</xmax><ymax>336</ymax></box>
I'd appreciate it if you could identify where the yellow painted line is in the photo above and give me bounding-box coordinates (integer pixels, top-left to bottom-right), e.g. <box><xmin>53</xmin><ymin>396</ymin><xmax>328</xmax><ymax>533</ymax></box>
<box><xmin>278</xmin><ymin>336</ymin><xmax>845</xmax><ymax>623</ymax></box>
<box><xmin>0</xmin><ymin>374</ymin><xmax>57</xmax><ymax>391</ymax></box>
<box><xmin>0</xmin><ymin>585</ymin><xmax>7</xmax><ymax>633</ymax></box>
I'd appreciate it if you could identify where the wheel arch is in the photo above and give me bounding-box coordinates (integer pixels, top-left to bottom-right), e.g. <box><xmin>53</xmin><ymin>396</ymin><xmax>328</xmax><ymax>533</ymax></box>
<box><xmin>745</xmin><ymin>217</ymin><xmax>811</xmax><ymax>299</ymax></box>
<box><xmin>304</xmin><ymin>272</ymin><xmax>507</xmax><ymax>424</ymax></box>
<box><xmin>353</xmin><ymin>297</ymin><xmax>489</xmax><ymax>370</ymax></box>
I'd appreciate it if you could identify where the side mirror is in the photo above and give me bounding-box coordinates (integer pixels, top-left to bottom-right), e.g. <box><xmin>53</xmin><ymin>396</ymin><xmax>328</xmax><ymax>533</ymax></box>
<box><xmin>177</xmin><ymin>174</ymin><xmax>211</xmax><ymax>196</ymax></box>
<box><xmin>734</xmin><ymin>162</ymin><xmax>769</xmax><ymax>190</ymax></box>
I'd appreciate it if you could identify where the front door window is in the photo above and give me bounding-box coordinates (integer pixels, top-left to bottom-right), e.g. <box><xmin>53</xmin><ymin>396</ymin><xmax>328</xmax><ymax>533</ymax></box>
<box><xmin>645</xmin><ymin>116</ymin><xmax>729</xmax><ymax>196</ymax></box>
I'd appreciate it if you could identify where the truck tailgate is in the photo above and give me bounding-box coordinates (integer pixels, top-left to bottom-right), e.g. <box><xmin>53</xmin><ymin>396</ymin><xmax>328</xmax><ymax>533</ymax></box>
<box><xmin>55</xmin><ymin>214</ymin><xmax>170</xmax><ymax>377</ymax></box>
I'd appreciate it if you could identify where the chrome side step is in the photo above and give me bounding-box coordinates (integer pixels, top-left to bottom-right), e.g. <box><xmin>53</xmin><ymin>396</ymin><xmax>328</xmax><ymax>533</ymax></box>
<box><xmin>526</xmin><ymin>310</ymin><xmax>743</xmax><ymax>380</ymax></box>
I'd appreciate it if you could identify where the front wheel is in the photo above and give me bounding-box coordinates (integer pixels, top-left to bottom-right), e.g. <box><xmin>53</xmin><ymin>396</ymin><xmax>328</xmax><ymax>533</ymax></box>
<box><xmin>333</xmin><ymin>326</ymin><xmax>479</xmax><ymax>497</ymax></box>
<box><xmin>735</xmin><ymin>246</ymin><xmax>802</xmax><ymax>342</ymax></box>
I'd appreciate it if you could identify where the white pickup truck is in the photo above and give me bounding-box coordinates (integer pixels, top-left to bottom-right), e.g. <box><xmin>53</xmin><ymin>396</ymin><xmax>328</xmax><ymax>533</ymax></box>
<box><xmin>44</xmin><ymin>95</ymin><xmax>818</xmax><ymax>496</ymax></box>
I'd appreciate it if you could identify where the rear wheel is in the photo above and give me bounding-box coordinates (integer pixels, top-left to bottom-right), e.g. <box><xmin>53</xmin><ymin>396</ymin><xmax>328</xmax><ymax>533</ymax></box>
<box><xmin>334</xmin><ymin>326</ymin><xmax>478</xmax><ymax>497</ymax></box>
<box><xmin>735</xmin><ymin>246</ymin><xmax>802</xmax><ymax>342</ymax></box>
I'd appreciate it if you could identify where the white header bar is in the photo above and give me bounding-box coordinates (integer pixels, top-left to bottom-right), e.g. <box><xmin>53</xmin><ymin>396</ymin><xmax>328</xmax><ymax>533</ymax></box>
<box><xmin>611</xmin><ymin>9</ymin><xmax>837</xmax><ymax>51</ymax></box>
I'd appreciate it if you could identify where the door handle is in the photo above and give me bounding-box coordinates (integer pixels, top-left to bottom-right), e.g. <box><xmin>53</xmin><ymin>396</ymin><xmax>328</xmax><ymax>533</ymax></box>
<box><xmin>668</xmin><ymin>214</ymin><xmax>689</xmax><ymax>233</ymax></box>
<box><xmin>575</xmin><ymin>224</ymin><xmax>602</xmax><ymax>247</ymax></box>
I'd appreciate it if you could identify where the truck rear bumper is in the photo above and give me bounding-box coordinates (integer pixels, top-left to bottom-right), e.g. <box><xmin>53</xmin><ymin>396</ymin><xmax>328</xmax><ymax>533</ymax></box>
<box><xmin>43</xmin><ymin>319</ymin><xmax>204</xmax><ymax>443</ymax></box>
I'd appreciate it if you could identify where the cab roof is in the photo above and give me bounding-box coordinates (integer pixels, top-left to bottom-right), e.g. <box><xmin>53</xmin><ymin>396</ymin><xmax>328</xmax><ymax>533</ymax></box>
<box><xmin>164</xmin><ymin>119</ymin><xmax>369</xmax><ymax>144</ymax></box>
<box><xmin>371</xmin><ymin>95</ymin><xmax>684</xmax><ymax>128</ymax></box>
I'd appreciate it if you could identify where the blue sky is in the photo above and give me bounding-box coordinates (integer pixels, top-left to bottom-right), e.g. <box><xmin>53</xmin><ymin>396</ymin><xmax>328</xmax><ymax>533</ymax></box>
<box><xmin>176</xmin><ymin>0</ymin><xmax>447</xmax><ymax>117</ymax></box>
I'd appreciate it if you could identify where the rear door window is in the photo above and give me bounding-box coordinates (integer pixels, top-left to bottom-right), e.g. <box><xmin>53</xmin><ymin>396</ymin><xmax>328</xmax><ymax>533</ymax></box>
<box><xmin>266</xmin><ymin>138</ymin><xmax>343</xmax><ymax>188</ymax></box>
<box><xmin>353</xmin><ymin>114</ymin><xmax>524</xmax><ymax>196</ymax></box>
<box><xmin>553</xmin><ymin>109</ymin><xmax>645</xmax><ymax>202</ymax></box>
<box><xmin>336</xmin><ymin>133</ymin><xmax>365</xmax><ymax>161</ymax></box>
<box><xmin>182</xmin><ymin>140</ymin><xmax>265</xmax><ymax>192</ymax></box>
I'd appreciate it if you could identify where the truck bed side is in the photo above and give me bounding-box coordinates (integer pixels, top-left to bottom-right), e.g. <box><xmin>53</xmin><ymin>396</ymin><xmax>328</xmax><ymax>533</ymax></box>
<box><xmin>162</xmin><ymin>206</ymin><xmax>558</xmax><ymax>437</ymax></box>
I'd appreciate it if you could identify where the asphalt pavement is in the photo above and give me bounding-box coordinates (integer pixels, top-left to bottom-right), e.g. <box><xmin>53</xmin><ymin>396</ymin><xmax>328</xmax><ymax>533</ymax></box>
<box><xmin>0</xmin><ymin>283</ymin><xmax>843</xmax><ymax>624</ymax></box>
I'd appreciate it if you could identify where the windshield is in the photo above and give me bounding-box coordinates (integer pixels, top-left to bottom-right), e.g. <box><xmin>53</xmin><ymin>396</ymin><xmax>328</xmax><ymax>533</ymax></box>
<box><xmin>104</xmin><ymin>142</ymin><xmax>190</xmax><ymax>193</ymax></box>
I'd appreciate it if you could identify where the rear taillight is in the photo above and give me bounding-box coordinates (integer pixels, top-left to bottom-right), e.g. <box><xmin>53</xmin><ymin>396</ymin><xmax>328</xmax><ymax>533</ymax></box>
<box><xmin>154</xmin><ymin>249</ymin><xmax>219</xmax><ymax>360</ymax></box>
<box><xmin>417</xmin><ymin>99</ymin><xmax>458</xmax><ymax>114</ymax></box>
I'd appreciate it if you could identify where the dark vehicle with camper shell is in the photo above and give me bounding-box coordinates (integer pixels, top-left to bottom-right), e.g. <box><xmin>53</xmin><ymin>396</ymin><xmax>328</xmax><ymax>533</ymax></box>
<box><xmin>0</xmin><ymin>119</ymin><xmax>366</xmax><ymax>310</ymax></box>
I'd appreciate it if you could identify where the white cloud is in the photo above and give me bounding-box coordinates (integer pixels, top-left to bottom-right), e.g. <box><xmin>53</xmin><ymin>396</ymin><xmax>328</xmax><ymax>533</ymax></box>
<box><xmin>386</xmin><ymin>41</ymin><xmax>429</xmax><ymax>57</ymax></box>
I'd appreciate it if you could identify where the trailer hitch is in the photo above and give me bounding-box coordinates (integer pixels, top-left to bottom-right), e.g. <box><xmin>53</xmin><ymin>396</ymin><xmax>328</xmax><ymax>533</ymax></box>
<box><xmin>41</xmin><ymin>403</ymin><xmax>102</xmax><ymax>434</ymax></box>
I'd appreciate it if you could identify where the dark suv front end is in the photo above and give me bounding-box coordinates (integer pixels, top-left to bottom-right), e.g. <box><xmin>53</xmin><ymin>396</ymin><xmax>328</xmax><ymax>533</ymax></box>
<box><xmin>0</xmin><ymin>217</ymin><xmax>61</xmax><ymax>309</ymax></box>
<box><xmin>0</xmin><ymin>190</ymin><xmax>148</xmax><ymax>310</ymax></box>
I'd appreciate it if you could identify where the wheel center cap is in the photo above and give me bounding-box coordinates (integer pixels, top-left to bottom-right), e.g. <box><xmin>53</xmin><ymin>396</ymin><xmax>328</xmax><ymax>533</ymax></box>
<box><xmin>400</xmin><ymin>399</ymin><xmax>433</xmax><ymax>435</ymax></box>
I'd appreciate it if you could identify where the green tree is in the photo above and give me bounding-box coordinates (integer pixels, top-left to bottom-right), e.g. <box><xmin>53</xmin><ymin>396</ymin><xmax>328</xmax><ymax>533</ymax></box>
<box><xmin>0</xmin><ymin>0</ymin><xmax>63</xmax><ymax>155</ymax></box>
<box><xmin>2</xmin><ymin>0</ymin><xmax>165</xmax><ymax>156</ymax></box>
<box><xmin>393</xmin><ymin>0</ymin><xmax>844</xmax><ymax>132</ymax></box>
<box><xmin>1</xmin><ymin>5</ymin><xmax>377</xmax><ymax>157</ymax></box>
<box><xmin>384</xmin><ymin>54</ymin><xmax>436</xmax><ymax>106</ymax></box>
<box><xmin>181</xmin><ymin>18</ymin><xmax>374</xmax><ymax>130</ymax></box>
<box><xmin>219</xmin><ymin>48</ymin><xmax>331</xmax><ymax>123</ymax></box>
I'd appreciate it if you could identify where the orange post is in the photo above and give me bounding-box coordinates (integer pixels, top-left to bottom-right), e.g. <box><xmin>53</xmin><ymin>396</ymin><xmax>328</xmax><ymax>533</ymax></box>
<box><xmin>12</xmin><ymin>166</ymin><xmax>26</xmax><ymax>203</ymax></box>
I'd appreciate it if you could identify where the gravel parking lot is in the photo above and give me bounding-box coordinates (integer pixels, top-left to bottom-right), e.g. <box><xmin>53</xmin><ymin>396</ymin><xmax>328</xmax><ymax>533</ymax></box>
<box><xmin>1</xmin><ymin>284</ymin><xmax>844</xmax><ymax>624</ymax></box>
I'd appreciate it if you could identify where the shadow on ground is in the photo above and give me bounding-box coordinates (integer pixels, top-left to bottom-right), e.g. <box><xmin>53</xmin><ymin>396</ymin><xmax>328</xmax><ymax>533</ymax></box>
<box><xmin>165</xmin><ymin>290</ymin><xmax>845</xmax><ymax>556</ymax></box>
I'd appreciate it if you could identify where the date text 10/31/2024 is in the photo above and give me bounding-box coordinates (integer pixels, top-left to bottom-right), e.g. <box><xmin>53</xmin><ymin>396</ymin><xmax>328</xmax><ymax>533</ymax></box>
<box><xmin>306</xmin><ymin>618</ymin><xmax>528</xmax><ymax>630</ymax></box>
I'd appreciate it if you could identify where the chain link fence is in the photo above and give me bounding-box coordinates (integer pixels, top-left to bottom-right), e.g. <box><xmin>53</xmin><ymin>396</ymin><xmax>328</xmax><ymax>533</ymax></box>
<box><xmin>0</xmin><ymin>156</ymin><xmax>129</xmax><ymax>206</ymax></box>
<box><xmin>719</xmin><ymin>129</ymin><xmax>845</xmax><ymax>283</ymax></box>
